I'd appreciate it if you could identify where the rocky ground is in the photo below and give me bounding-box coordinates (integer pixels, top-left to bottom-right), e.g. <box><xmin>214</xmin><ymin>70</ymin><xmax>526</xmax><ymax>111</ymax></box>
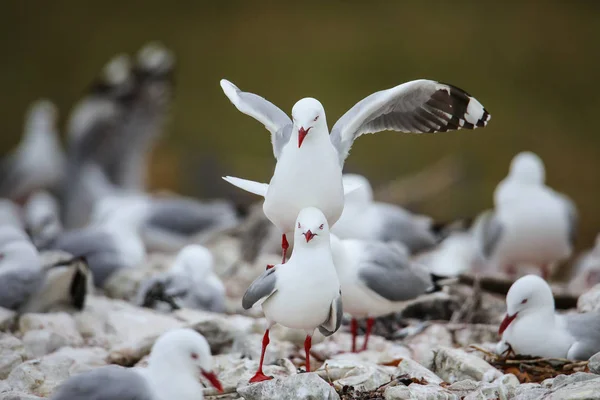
<box><xmin>1</xmin><ymin>234</ymin><xmax>600</xmax><ymax>400</ymax></box>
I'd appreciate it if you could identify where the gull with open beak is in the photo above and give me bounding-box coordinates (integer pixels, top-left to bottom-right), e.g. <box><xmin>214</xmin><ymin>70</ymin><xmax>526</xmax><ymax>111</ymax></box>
<box><xmin>242</xmin><ymin>207</ymin><xmax>342</xmax><ymax>382</ymax></box>
<box><xmin>497</xmin><ymin>275</ymin><xmax>600</xmax><ymax>360</ymax></box>
<box><xmin>220</xmin><ymin>79</ymin><xmax>490</xmax><ymax>263</ymax></box>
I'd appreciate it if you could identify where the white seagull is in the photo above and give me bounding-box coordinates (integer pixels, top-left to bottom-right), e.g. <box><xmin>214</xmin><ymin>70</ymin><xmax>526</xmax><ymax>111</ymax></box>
<box><xmin>242</xmin><ymin>207</ymin><xmax>342</xmax><ymax>382</ymax></box>
<box><xmin>497</xmin><ymin>274</ymin><xmax>600</xmax><ymax>360</ymax></box>
<box><xmin>330</xmin><ymin>235</ymin><xmax>434</xmax><ymax>352</ymax></box>
<box><xmin>480</xmin><ymin>152</ymin><xmax>577</xmax><ymax>278</ymax></box>
<box><xmin>51</xmin><ymin>328</ymin><xmax>223</xmax><ymax>400</ymax></box>
<box><xmin>221</xmin><ymin>79</ymin><xmax>490</xmax><ymax>263</ymax></box>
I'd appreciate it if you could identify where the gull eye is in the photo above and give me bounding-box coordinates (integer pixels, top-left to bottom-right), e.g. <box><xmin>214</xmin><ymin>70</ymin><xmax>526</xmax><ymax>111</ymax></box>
<box><xmin>319</xmin><ymin>224</ymin><xmax>324</xmax><ymax>230</ymax></box>
<box><xmin>313</xmin><ymin>115</ymin><xmax>319</xmax><ymax>122</ymax></box>
<box><xmin>190</xmin><ymin>352</ymin><xmax>198</xmax><ymax>360</ymax></box>
<box><xmin>297</xmin><ymin>222</ymin><xmax>301</xmax><ymax>229</ymax></box>
<box><xmin>521</xmin><ymin>299</ymin><xmax>528</xmax><ymax>304</ymax></box>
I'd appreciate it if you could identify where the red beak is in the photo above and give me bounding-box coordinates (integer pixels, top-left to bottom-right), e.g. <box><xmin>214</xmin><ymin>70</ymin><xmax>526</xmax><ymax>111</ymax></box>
<box><xmin>498</xmin><ymin>313</ymin><xmax>517</xmax><ymax>335</ymax></box>
<box><xmin>201</xmin><ymin>370</ymin><xmax>223</xmax><ymax>393</ymax></box>
<box><xmin>304</xmin><ymin>230</ymin><xmax>316</xmax><ymax>242</ymax></box>
<box><xmin>298</xmin><ymin>127</ymin><xmax>311</xmax><ymax>148</ymax></box>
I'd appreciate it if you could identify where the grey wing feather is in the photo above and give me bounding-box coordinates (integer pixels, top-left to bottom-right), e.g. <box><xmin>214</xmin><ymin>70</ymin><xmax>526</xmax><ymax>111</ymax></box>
<box><xmin>358</xmin><ymin>241</ymin><xmax>433</xmax><ymax>302</ymax></box>
<box><xmin>564</xmin><ymin>312</ymin><xmax>600</xmax><ymax>360</ymax></box>
<box><xmin>51</xmin><ymin>365</ymin><xmax>153</xmax><ymax>400</ymax></box>
<box><xmin>220</xmin><ymin>80</ymin><xmax>293</xmax><ymax>159</ymax></box>
<box><xmin>330</xmin><ymin>80</ymin><xmax>490</xmax><ymax>163</ymax></box>
<box><xmin>147</xmin><ymin>198</ymin><xmax>238</xmax><ymax>236</ymax></box>
<box><xmin>241</xmin><ymin>267</ymin><xmax>278</xmax><ymax>310</ymax></box>
<box><xmin>375</xmin><ymin>203</ymin><xmax>438</xmax><ymax>254</ymax></box>
<box><xmin>318</xmin><ymin>290</ymin><xmax>343</xmax><ymax>337</ymax></box>
<box><xmin>476</xmin><ymin>210</ymin><xmax>503</xmax><ymax>259</ymax></box>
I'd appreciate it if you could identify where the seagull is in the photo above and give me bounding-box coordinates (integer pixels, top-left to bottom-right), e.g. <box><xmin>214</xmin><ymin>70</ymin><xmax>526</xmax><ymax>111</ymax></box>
<box><xmin>480</xmin><ymin>152</ymin><xmax>577</xmax><ymax>279</ymax></box>
<box><xmin>497</xmin><ymin>274</ymin><xmax>600</xmax><ymax>360</ymax></box>
<box><xmin>23</xmin><ymin>190</ymin><xmax>63</xmax><ymax>249</ymax></box>
<box><xmin>136</xmin><ymin>244</ymin><xmax>226</xmax><ymax>313</ymax></box>
<box><xmin>329</xmin><ymin>235</ymin><xmax>434</xmax><ymax>352</ymax></box>
<box><xmin>50</xmin><ymin>328</ymin><xmax>223</xmax><ymax>400</ymax></box>
<box><xmin>568</xmin><ymin>233</ymin><xmax>600</xmax><ymax>293</ymax></box>
<box><xmin>0</xmin><ymin>100</ymin><xmax>65</xmax><ymax>203</ymax></box>
<box><xmin>332</xmin><ymin>174</ymin><xmax>437</xmax><ymax>254</ymax></box>
<box><xmin>220</xmin><ymin>79</ymin><xmax>490</xmax><ymax>263</ymax></box>
<box><xmin>242</xmin><ymin>207</ymin><xmax>342</xmax><ymax>382</ymax></box>
<box><xmin>0</xmin><ymin>226</ymin><xmax>89</xmax><ymax>312</ymax></box>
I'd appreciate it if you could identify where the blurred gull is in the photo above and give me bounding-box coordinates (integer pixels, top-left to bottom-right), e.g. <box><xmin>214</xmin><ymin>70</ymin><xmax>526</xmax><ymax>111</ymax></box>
<box><xmin>568</xmin><ymin>233</ymin><xmax>600</xmax><ymax>293</ymax></box>
<box><xmin>242</xmin><ymin>207</ymin><xmax>342</xmax><ymax>382</ymax></box>
<box><xmin>0</xmin><ymin>100</ymin><xmax>65</xmax><ymax>202</ymax></box>
<box><xmin>51</xmin><ymin>328</ymin><xmax>223</xmax><ymax>400</ymax></box>
<box><xmin>221</xmin><ymin>78</ymin><xmax>490</xmax><ymax>262</ymax></box>
<box><xmin>0</xmin><ymin>226</ymin><xmax>89</xmax><ymax>312</ymax></box>
<box><xmin>480</xmin><ymin>152</ymin><xmax>577</xmax><ymax>278</ymax></box>
<box><xmin>136</xmin><ymin>244</ymin><xmax>226</xmax><ymax>313</ymax></box>
<box><xmin>23</xmin><ymin>190</ymin><xmax>63</xmax><ymax>249</ymax></box>
<box><xmin>0</xmin><ymin>199</ymin><xmax>24</xmax><ymax>229</ymax></box>
<box><xmin>330</xmin><ymin>235</ymin><xmax>434</xmax><ymax>352</ymax></box>
<box><xmin>332</xmin><ymin>174</ymin><xmax>437</xmax><ymax>254</ymax></box>
<box><xmin>497</xmin><ymin>275</ymin><xmax>600</xmax><ymax>360</ymax></box>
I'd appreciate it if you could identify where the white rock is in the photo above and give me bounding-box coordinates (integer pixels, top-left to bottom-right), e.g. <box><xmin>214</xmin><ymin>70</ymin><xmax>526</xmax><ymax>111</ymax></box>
<box><xmin>231</xmin><ymin>333</ymin><xmax>296</xmax><ymax>365</ymax></box>
<box><xmin>0</xmin><ymin>334</ymin><xmax>27</xmax><ymax>379</ymax></box>
<box><xmin>514</xmin><ymin>383</ymin><xmax>547</xmax><ymax>400</ymax></box>
<box><xmin>577</xmin><ymin>283</ymin><xmax>600</xmax><ymax>313</ymax></box>
<box><xmin>395</xmin><ymin>357</ymin><xmax>443</xmax><ymax>385</ymax></box>
<box><xmin>448</xmin><ymin>324</ymin><xmax>500</xmax><ymax>348</ymax></box>
<box><xmin>0</xmin><ymin>393</ymin><xmax>44</xmax><ymax>400</ymax></box>
<box><xmin>316</xmin><ymin>359</ymin><xmax>395</xmax><ymax>392</ymax></box>
<box><xmin>463</xmin><ymin>374</ymin><xmax>520</xmax><ymax>400</ymax></box>
<box><xmin>405</xmin><ymin>324</ymin><xmax>454</xmax><ymax>368</ymax></box>
<box><xmin>19</xmin><ymin>313</ymin><xmax>83</xmax><ymax>357</ymax></box>
<box><xmin>432</xmin><ymin>347</ymin><xmax>501</xmax><ymax>384</ymax></box>
<box><xmin>589</xmin><ymin>351</ymin><xmax>600</xmax><ymax>375</ymax></box>
<box><xmin>213</xmin><ymin>353</ymin><xmax>294</xmax><ymax>389</ymax></box>
<box><xmin>385</xmin><ymin>384</ymin><xmax>459</xmax><ymax>400</ymax></box>
<box><xmin>311</xmin><ymin>332</ymin><xmax>411</xmax><ymax>365</ymax></box>
<box><xmin>237</xmin><ymin>372</ymin><xmax>339</xmax><ymax>400</ymax></box>
<box><xmin>546</xmin><ymin>376</ymin><xmax>600</xmax><ymax>399</ymax></box>
<box><xmin>6</xmin><ymin>347</ymin><xmax>107</xmax><ymax>397</ymax></box>
<box><xmin>74</xmin><ymin>296</ymin><xmax>183</xmax><ymax>348</ymax></box>
<box><xmin>0</xmin><ymin>308</ymin><xmax>16</xmax><ymax>331</ymax></box>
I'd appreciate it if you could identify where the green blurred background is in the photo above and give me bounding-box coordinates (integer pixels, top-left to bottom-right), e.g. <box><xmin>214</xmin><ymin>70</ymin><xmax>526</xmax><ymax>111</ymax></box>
<box><xmin>1</xmin><ymin>1</ymin><xmax>599</xmax><ymax>248</ymax></box>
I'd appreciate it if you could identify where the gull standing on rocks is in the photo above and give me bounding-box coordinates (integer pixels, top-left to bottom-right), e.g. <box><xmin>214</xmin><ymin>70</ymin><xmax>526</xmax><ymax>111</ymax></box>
<box><xmin>332</xmin><ymin>174</ymin><xmax>437</xmax><ymax>254</ymax></box>
<box><xmin>0</xmin><ymin>100</ymin><xmax>65</xmax><ymax>203</ymax></box>
<box><xmin>221</xmin><ymin>78</ymin><xmax>490</xmax><ymax>263</ymax></box>
<box><xmin>479</xmin><ymin>152</ymin><xmax>577</xmax><ymax>278</ymax></box>
<box><xmin>136</xmin><ymin>244</ymin><xmax>226</xmax><ymax>313</ymax></box>
<box><xmin>242</xmin><ymin>207</ymin><xmax>342</xmax><ymax>382</ymax></box>
<box><xmin>497</xmin><ymin>275</ymin><xmax>600</xmax><ymax>360</ymax></box>
<box><xmin>51</xmin><ymin>328</ymin><xmax>223</xmax><ymax>400</ymax></box>
<box><xmin>330</xmin><ymin>235</ymin><xmax>435</xmax><ymax>352</ymax></box>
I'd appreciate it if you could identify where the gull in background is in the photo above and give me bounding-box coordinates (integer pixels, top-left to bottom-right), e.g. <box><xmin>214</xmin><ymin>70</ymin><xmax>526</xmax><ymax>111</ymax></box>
<box><xmin>23</xmin><ymin>190</ymin><xmax>63</xmax><ymax>249</ymax></box>
<box><xmin>479</xmin><ymin>152</ymin><xmax>577</xmax><ymax>279</ymax></box>
<box><xmin>221</xmin><ymin>78</ymin><xmax>490</xmax><ymax>263</ymax></box>
<box><xmin>0</xmin><ymin>100</ymin><xmax>65</xmax><ymax>203</ymax></box>
<box><xmin>330</xmin><ymin>235</ymin><xmax>435</xmax><ymax>352</ymax></box>
<box><xmin>242</xmin><ymin>207</ymin><xmax>342</xmax><ymax>382</ymax></box>
<box><xmin>51</xmin><ymin>329</ymin><xmax>223</xmax><ymax>400</ymax></box>
<box><xmin>332</xmin><ymin>174</ymin><xmax>438</xmax><ymax>254</ymax></box>
<box><xmin>136</xmin><ymin>244</ymin><xmax>226</xmax><ymax>313</ymax></box>
<box><xmin>568</xmin><ymin>233</ymin><xmax>600</xmax><ymax>293</ymax></box>
<box><xmin>497</xmin><ymin>275</ymin><xmax>600</xmax><ymax>360</ymax></box>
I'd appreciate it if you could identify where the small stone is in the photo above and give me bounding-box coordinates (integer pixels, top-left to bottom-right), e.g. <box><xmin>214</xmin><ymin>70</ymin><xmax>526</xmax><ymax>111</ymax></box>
<box><xmin>385</xmin><ymin>384</ymin><xmax>459</xmax><ymax>400</ymax></box>
<box><xmin>577</xmin><ymin>283</ymin><xmax>600</xmax><ymax>313</ymax></box>
<box><xmin>316</xmin><ymin>359</ymin><xmax>395</xmax><ymax>392</ymax></box>
<box><xmin>0</xmin><ymin>308</ymin><xmax>16</xmax><ymax>331</ymax></box>
<box><xmin>589</xmin><ymin>351</ymin><xmax>600</xmax><ymax>375</ymax></box>
<box><xmin>551</xmin><ymin>372</ymin><xmax>599</xmax><ymax>389</ymax></box>
<box><xmin>236</xmin><ymin>372</ymin><xmax>339</xmax><ymax>400</ymax></box>
<box><xmin>0</xmin><ymin>334</ymin><xmax>27</xmax><ymax>379</ymax></box>
<box><xmin>514</xmin><ymin>383</ymin><xmax>547</xmax><ymax>400</ymax></box>
<box><xmin>463</xmin><ymin>374</ymin><xmax>520</xmax><ymax>400</ymax></box>
<box><xmin>395</xmin><ymin>357</ymin><xmax>443</xmax><ymax>384</ymax></box>
<box><xmin>547</xmin><ymin>377</ymin><xmax>600</xmax><ymax>399</ymax></box>
<box><xmin>432</xmin><ymin>347</ymin><xmax>501</xmax><ymax>383</ymax></box>
<box><xmin>405</xmin><ymin>324</ymin><xmax>453</xmax><ymax>368</ymax></box>
<box><xmin>19</xmin><ymin>313</ymin><xmax>83</xmax><ymax>357</ymax></box>
<box><xmin>447</xmin><ymin>379</ymin><xmax>480</xmax><ymax>398</ymax></box>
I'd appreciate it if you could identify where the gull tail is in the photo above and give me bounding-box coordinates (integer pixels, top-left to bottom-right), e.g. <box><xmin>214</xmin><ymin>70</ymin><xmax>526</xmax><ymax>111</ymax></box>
<box><xmin>223</xmin><ymin>176</ymin><xmax>268</xmax><ymax>197</ymax></box>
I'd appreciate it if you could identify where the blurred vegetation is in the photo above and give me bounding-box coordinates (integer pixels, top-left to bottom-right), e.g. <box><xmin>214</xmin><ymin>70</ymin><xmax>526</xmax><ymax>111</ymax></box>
<box><xmin>1</xmin><ymin>1</ymin><xmax>599</xmax><ymax>248</ymax></box>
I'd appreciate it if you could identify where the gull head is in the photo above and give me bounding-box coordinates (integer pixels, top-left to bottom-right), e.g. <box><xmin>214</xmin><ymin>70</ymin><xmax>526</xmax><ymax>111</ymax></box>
<box><xmin>172</xmin><ymin>244</ymin><xmax>214</xmax><ymax>277</ymax></box>
<box><xmin>149</xmin><ymin>328</ymin><xmax>223</xmax><ymax>392</ymax></box>
<box><xmin>342</xmin><ymin>174</ymin><xmax>373</xmax><ymax>205</ymax></box>
<box><xmin>136</xmin><ymin>42</ymin><xmax>175</xmax><ymax>76</ymax></box>
<box><xmin>508</xmin><ymin>151</ymin><xmax>545</xmax><ymax>185</ymax></box>
<box><xmin>295</xmin><ymin>207</ymin><xmax>330</xmax><ymax>244</ymax></box>
<box><xmin>499</xmin><ymin>274</ymin><xmax>554</xmax><ymax>335</ymax></box>
<box><xmin>291</xmin><ymin>98</ymin><xmax>326</xmax><ymax>148</ymax></box>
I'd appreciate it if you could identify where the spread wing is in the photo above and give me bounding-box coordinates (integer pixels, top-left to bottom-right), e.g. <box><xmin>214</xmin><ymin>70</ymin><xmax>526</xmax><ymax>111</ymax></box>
<box><xmin>220</xmin><ymin>79</ymin><xmax>292</xmax><ymax>159</ymax></box>
<box><xmin>330</xmin><ymin>80</ymin><xmax>491</xmax><ymax>164</ymax></box>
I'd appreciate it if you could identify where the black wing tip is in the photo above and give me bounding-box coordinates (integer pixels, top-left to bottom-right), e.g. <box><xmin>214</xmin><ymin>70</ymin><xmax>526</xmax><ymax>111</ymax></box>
<box><xmin>427</xmin><ymin>82</ymin><xmax>491</xmax><ymax>132</ymax></box>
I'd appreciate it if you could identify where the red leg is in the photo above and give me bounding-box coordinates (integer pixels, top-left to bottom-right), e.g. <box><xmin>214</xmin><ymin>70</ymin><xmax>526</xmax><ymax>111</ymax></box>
<box><xmin>249</xmin><ymin>329</ymin><xmax>273</xmax><ymax>383</ymax></box>
<box><xmin>304</xmin><ymin>335</ymin><xmax>312</xmax><ymax>372</ymax></box>
<box><xmin>350</xmin><ymin>318</ymin><xmax>358</xmax><ymax>353</ymax></box>
<box><xmin>361</xmin><ymin>317</ymin><xmax>375</xmax><ymax>352</ymax></box>
<box><xmin>281</xmin><ymin>234</ymin><xmax>289</xmax><ymax>264</ymax></box>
